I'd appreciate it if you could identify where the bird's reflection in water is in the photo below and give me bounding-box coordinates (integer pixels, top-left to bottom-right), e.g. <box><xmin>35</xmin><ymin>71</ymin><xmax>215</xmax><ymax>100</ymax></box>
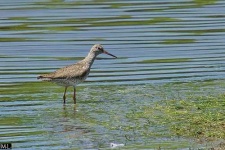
<box><xmin>62</xmin><ymin>104</ymin><xmax>77</xmax><ymax>117</ymax></box>
<box><xmin>58</xmin><ymin>103</ymin><xmax>91</xmax><ymax>136</ymax></box>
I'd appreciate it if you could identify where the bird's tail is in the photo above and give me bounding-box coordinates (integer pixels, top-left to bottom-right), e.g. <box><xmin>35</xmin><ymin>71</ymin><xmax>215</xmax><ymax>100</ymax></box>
<box><xmin>37</xmin><ymin>74</ymin><xmax>52</xmax><ymax>81</ymax></box>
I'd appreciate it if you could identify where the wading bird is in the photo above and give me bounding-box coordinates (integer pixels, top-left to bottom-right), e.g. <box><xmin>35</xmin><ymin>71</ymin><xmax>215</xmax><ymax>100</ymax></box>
<box><xmin>37</xmin><ymin>44</ymin><xmax>117</xmax><ymax>104</ymax></box>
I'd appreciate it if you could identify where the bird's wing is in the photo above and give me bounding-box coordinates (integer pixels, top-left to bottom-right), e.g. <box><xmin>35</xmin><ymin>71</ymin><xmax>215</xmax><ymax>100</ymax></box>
<box><xmin>53</xmin><ymin>62</ymin><xmax>89</xmax><ymax>79</ymax></box>
<box><xmin>38</xmin><ymin>61</ymin><xmax>89</xmax><ymax>80</ymax></box>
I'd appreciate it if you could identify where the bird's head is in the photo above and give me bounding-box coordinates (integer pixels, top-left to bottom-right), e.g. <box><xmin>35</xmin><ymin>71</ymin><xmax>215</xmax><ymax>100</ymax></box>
<box><xmin>91</xmin><ymin>44</ymin><xmax>117</xmax><ymax>58</ymax></box>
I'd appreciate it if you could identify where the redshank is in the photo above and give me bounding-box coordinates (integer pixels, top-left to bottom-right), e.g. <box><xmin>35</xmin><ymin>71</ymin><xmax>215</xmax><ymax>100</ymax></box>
<box><xmin>37</xmin><ymin>44</ymin><xmax>117</xmax><ymax>104</ymax></box>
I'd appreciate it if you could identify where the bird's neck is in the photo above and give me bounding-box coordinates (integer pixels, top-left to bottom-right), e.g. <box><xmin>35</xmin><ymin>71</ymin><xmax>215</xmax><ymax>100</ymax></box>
<box><xmin>84</xmin><ymin>52</ymin><xmax>97</xmax><ymax>66</ymax></box>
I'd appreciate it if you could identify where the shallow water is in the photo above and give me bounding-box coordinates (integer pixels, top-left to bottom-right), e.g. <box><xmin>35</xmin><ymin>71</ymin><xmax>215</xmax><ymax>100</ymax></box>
<box><xmin>1</xmin><ymin>0</ymin><xmax>225</xmax><ymax>149</ymax></box>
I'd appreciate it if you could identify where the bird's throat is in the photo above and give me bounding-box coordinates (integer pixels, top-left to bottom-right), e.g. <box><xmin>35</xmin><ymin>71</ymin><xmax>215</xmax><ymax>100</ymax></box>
<box><xmin>84</xmin><ymin>52</ymin><xmax>97</xmax><ymax>66</ymax></box>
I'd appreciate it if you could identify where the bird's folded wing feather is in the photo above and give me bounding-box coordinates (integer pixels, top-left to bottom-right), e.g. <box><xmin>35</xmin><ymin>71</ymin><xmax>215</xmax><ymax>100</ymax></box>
<box><xmin>39</xmin><ymin>61</ymin><xmax>89</xmax><ymax>80</ymax></box>
<box><xmin>52</xmin><ymin>63</ymin><xmax>88</xmax><ymax>79</ymax></box>
<box><xmin>50</xmin><ymin>65</ymin><xmax>86</xmax><ymax>79</ymax></box>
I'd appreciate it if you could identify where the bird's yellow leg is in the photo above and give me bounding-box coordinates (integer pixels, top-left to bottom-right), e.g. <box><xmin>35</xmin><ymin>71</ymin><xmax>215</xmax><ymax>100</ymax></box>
<box><xmin>63</xmin><ymin>87</ymin><xmax>68</xmax><ymax>104</ymax></box>
<box><xmin>73</xmin><ymin>87</ymin><xmax>76</xmax><ymax>104</ymax></box>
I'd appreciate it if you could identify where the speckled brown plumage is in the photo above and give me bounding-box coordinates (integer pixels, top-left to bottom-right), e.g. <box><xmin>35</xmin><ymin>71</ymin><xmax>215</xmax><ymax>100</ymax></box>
<box><xmin>37</xmin><ymin>44</ymin><xmax>117</xmax><ymax>104</ymax></box>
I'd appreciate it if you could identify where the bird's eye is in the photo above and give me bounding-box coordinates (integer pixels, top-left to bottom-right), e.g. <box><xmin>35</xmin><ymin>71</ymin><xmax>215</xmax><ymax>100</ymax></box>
<box><xmin>98</xmin><ymin>47</ymin><xmax>102</xmax><ymax>50</ymax></box>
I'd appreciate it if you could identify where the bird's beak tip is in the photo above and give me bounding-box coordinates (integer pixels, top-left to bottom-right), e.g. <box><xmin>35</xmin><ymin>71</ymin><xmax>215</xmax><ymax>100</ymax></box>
<box><xmin>103</xmin><ymin>50</ymin><xmax>117</xmax><ymax>58</ymax></box>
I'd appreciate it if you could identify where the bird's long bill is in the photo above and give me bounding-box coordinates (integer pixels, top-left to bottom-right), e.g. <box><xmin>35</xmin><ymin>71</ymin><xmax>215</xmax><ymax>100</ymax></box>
<box><xmin>103</xmin><ymin>50</ymin><xmax>117</xmax><ymax>58</ymax></box>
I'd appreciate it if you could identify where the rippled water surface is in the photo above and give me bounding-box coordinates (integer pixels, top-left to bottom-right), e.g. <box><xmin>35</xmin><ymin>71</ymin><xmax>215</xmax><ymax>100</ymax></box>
<box><xmin>1</xmin><ymin>0</ymin><xmax>225</xmax><ymax>149</ymax></box>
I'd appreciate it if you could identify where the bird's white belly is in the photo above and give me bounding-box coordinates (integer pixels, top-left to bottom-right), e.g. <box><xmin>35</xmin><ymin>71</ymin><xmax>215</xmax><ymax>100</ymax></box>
<box><xmin>52</xmin><ymin>76</ymin><xmax>88</xmax><ymax>87</ymax></box>
<box><xmin>68</xmin><ymin>79</ymin><xmax>83</xmax><ymax>87</ymax></box>
<box><xmin>52</xmin><ymin>79</ymin><xmax>76</xmax><ymax>87</ymax></box>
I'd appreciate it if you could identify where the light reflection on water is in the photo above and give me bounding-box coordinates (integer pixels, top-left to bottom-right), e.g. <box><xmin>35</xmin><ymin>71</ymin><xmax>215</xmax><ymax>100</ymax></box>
<box><xmin>0</xmin><ymin>0</ymin><xmax>225</xmax><ymax>149</ymax></box>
